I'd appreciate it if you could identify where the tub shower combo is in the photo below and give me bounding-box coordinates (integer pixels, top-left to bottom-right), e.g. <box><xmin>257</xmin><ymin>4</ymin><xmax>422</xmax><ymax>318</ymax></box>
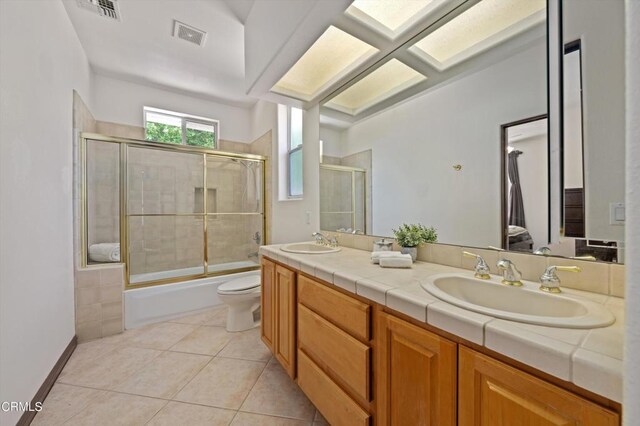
<box><xmin>82</xmin><ymin>133</ymin><xmax>266</xmax><ymax>327</ymax></box>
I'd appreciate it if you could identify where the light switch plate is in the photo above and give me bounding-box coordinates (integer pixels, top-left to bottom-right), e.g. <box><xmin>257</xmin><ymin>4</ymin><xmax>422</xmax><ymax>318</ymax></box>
<box><xmin>609</xmin><ymin>203</ymin><xmax>625</xmax><ymax>225</ymax></box>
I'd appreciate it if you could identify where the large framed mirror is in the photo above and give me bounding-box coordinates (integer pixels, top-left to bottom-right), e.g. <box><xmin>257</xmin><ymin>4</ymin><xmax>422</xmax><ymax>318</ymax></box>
<box><xmin>317</xmin><ymin>0</ymin><xmax>625</xmax><ymax>264</ymax></box>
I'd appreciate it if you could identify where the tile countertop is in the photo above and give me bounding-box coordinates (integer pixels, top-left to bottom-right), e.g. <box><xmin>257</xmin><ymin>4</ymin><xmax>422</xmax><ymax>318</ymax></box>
<box><xmin>259</xmin><ymin>244</ymin><xmax>624</xmax><ymax>403</ymax></box>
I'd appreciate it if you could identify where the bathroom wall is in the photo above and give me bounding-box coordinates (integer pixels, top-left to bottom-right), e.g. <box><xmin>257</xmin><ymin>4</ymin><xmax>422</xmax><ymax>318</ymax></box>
<box><xmin>250</xmin><ymin>99</ymin><xmax>322</xmax><ymax>244</ymax></box>
<box><xmin>320</xmin><ymin>125</ymin><xmax>344</xmax><ymax>158</ymax></box>
<box><xmin>91</xmin><ymin>73</ymin><xmax>253</xmax><ymax>143</ymax></box>
<box><xmin>339</xmin><ymin>42</ymin><xmax>547</xmax><ymax>246</ymax></box>
<box><xmin>0</xmin><ymin>1</ymin><xmax>92</xmax><ymax>423</ymax></box>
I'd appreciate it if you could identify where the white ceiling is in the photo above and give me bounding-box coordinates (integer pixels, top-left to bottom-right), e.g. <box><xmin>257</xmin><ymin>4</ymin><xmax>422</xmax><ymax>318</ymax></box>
<box><xmin>63</xmin><ymin>0</ymin><xmax>257</xmax><ymax>107</ymax></box>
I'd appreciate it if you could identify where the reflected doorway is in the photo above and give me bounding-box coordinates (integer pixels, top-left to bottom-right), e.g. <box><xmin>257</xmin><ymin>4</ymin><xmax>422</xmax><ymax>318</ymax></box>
<box><xmin>501</xmin><ymin>115</ymin><xmax>549</xmax><ymax>252</ymax></box>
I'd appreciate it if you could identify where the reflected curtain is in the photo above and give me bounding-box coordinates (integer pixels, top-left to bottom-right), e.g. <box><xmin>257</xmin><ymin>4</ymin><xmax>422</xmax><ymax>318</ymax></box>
<box><xmin>508</xmin><ymin>151</ymin><xmax>526</xmax><ymax>227</ymax></box>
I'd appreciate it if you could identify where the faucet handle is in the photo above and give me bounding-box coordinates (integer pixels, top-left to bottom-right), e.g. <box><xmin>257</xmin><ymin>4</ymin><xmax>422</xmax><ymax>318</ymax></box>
<box><xmin>540</xmin><ymin>265</ymin><xmax>581</xmax><ymax>293</ymax></box>
<box><xmin>463</xmin><ymin>251</ymin><xmax>491</xmax><ymax>279</ymax></box>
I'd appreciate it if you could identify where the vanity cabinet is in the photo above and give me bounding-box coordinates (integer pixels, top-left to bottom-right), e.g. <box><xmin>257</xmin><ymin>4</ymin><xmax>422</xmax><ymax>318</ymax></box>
<box><xmin>376</xmin><ymin>311</ymin><xmax>457</xmax><ymax>426</ymax></box>
<box><xmin>458</xmin><ymin>346</ymin><xmax>619</xmax><ymax>426</ymax></box>
<box><xmin>260</xmin><ymin>257</ymin><xmax>620</xmax><ymax>426</ymax></box>
<box><xmin>260</xmin><ymin>258</ymin><xmax>296</xmax><ymax>379</ymax></box>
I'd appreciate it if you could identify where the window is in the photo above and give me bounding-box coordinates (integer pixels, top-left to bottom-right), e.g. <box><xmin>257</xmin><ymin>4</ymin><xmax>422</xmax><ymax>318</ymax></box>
<box><xmin>288</xmin><ymin>107</ymin><xmax>303</xmax><ymax>197</ymax></box>
<box><xmin>144</xmin><ymin>107</ymin><xmax>218</xmax><ymax>148</ymax></box>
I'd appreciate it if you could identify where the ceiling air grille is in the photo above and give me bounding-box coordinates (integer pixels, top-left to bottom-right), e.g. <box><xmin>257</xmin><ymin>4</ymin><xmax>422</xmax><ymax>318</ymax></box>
<box><xmin>173</xmin><ymin>20</ymin><xmax>207</xmax><ymax>47</ymax></box>
<box><xmin>76</xmin><ymin>0</ymin><xmax>120</xmax><ymax>21</ymax></box>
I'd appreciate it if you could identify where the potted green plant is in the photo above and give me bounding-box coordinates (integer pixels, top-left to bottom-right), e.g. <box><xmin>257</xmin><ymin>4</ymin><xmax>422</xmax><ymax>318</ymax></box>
<box><xmin>392</xmin><ymin>223</ymin><xmax>438</xmax><ymax>261</ymax></box>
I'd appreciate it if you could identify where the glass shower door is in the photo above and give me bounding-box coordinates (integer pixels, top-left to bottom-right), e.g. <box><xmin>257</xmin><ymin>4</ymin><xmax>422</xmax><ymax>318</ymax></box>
<box><xmin>206</xmin><ymin>156</ymin><xmax>264</xmax><ymax>274</ymax></box>
<box><xmin>126</xmin><ymin>147</ymin><xmax>205</xmax><ymax>284</ymax></box>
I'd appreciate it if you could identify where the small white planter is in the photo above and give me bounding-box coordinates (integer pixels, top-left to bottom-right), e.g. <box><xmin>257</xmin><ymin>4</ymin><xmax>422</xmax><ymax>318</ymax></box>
<box><xmin>400</xmin><ymin>247</ymin><xmax>417</xmax><ymax>261</ymax></box>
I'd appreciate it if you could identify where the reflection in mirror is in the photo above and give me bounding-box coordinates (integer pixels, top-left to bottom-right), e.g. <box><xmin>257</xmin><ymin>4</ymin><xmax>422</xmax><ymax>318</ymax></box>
<box><xmin>320</xmin><ymin>0</ymin><xmax>548</xmax><ymax>250</ymax></box>
<box><xmin>319</xmin><ymin>165</ymin><xmax>367</xmax><ymax>234</ymax></box>
<box><xmin>501</xmin><ymin>116</ymin><xmax>548</xmax><ymax>253</ymax></box>
<box><xmin>562</xmin><ymin>41</ymin><xmax>585</xmax><ymax>239</ymax></box>
<box><xmin>557</xmin><ymin>0</ymin><xmax>625</xmax><ymax>263</ymax></box>
<box><xmin>315</xmin><ymin>0</ymin><xmax>625</xmax><ymax>264</ymax></box>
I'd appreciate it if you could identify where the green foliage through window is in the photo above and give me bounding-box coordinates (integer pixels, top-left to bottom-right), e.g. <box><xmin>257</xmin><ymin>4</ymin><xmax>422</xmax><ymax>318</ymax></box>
<box><xmin>186</xmin><ymin>128</ymin><xmax>215</xmax><ymax>147</ymax></box>
<box><xmin>144</xmin><ymin>110</ymin><xmax>217</xmax><ymax>148</ymax></box>
<box><xmin>145</xmin><ymin>122</ymin><xmax>182</xmax><ymax>144</ymax></box>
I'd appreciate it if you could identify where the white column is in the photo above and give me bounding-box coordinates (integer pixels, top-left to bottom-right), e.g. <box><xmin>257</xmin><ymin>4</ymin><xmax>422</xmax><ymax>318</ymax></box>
<box><xmin>624</xmin><ymin>1</ymin><xmax>640</xmax><ymax>424</ymax></box>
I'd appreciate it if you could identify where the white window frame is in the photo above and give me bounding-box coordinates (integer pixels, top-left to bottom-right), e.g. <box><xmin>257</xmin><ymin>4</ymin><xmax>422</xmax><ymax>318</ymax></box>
<box><xmin>287</xmin><ymin>106</ymin><xmax>303</xmax><ymax>198</ymax></box>
<box><xmin>143</xmin><ymin>106</ymin><xmax>220</xmax><ymax>148</ymax></box>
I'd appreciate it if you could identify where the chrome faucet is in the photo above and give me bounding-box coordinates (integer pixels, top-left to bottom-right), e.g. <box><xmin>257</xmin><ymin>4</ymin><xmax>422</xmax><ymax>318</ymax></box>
<box><xmin>539</xmin><ymin>265</ymin><xmax>581</xmax><ymax>293</ymax></box>
<box><xmin>496</xmin><ymin>259</ymin><xmax>523</xmax><ymax>286</ymax></box>
<box><xmin>533</xmin><ymin>246</ymin><xmax>551</xmax><ymax>255</ymax></box>
<box><xmin>312</xmin><ymin>232</ymin><xmax>331</xmax><ymax>245</ymax></box>
<box><xmin>463</xmin><ymin>251</ymin><xmax>491</xmax><ymax>279</ymax></box>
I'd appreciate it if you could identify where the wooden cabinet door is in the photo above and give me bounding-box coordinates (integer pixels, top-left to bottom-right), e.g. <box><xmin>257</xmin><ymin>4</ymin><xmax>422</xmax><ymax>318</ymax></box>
<box><xmin>377</xmin><ymin>311</ymin><xmax>457</xmax><ymax>426</ymax></box>
<box><xmin>275</xmin><ymin>264</ymin><xmax>296</xmax><ymax>379</ymax></box>
<box><xmin>260</xmin><ymin>257</ymin><xmax>276</xmax><ymax>352</ymax></box>
<box><xmin>459</xmin><ymin>346</ymin><xmax>620</xmax><ymax>426</ymax></box>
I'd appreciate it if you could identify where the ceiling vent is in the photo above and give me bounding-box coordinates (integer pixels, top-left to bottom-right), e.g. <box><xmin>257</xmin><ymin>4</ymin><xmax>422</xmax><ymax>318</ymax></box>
<box><xmin>173</xmin><ymin>20</ymin><xmax>207</xmax><ymax>47</ymax></box>
<box><xmin>76</xmin><ymin>0</ymin><xmax>120</xmax><ymax>21</ymax></box>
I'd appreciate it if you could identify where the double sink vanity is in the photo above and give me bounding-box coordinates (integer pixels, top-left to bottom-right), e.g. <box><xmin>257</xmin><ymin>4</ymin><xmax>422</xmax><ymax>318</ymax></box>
<box><xmin>259</xmin><ymin>241</ymin><xmax>622</xmax><ymax>425</ymax></box>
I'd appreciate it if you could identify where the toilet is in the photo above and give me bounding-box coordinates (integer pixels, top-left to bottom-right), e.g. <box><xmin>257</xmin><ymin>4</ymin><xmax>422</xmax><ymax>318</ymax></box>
<box><xmin>217</xmin><ymin>273</ymin><xmax>261</xmax><ymax>332</ymax></box>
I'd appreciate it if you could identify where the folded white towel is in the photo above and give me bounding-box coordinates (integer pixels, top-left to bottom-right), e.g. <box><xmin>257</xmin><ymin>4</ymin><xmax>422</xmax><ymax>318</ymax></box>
<box><xmin>371</xmin><ymin>251</ymin><xmax>405</xmax><ymax>264</ymax></box>
<box><xmin>379</xmin><ymin>254</ymin><xmax>413</xmax><ymax>268</ymax></box>
<box><xmin>89</xmin><ymin>243</ymin><xmax>120</xmax><ymax>262</ymax></box>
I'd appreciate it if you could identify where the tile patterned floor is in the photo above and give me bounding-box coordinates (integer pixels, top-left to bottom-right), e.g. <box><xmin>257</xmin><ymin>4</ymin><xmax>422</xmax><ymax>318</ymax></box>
<box><xmin>34</xmin><ymin>306</ymin><xmax>329</xmax><ymax>425</ymax></box>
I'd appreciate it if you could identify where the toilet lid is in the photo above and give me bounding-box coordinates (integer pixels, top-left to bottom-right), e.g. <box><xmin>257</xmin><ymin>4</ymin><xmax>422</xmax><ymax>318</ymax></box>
<box><xmin>218</xmin><ymin>275</ymin><xmax>260</xmax><ymax>292</ymax></box>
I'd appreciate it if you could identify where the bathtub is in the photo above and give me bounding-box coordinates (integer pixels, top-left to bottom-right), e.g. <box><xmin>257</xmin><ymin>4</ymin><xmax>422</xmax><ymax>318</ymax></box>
<box><xmin>124</xmin><ymin>269</ymin><xmax>260</xmax><ymax>329</ymax></box>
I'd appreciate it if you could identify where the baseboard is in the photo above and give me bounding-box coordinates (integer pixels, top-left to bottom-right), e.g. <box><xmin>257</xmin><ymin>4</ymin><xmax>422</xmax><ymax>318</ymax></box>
<box><xmin>17</xmin><ymin>335</ymin><xmax>77</xmax><ymax>426</ymax></box>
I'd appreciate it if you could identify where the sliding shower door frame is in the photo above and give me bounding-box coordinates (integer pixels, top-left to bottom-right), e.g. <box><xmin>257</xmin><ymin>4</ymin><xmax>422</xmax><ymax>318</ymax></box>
<box><xmin>80</xmin><ymin>132</ymin><xmax>268</xmax><ymax>290</ymax></box>
<box><xmin>319</xmin><ymin>164</ymin><xmax>367</xmax><ymax>234</ymax></box>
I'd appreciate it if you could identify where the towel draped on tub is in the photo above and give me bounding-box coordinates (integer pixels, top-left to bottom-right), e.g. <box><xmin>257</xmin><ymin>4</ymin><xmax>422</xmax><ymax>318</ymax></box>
<box><xmin>89</xmin><ymin>243</ymin><xmax>120</xmax><ymax>262</ymax></box>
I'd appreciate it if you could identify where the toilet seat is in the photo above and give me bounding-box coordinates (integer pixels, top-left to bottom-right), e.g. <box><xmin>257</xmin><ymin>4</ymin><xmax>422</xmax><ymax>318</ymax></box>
<box><xmin>217</xmin><ymin>275</ymin><xmax>261</xmax><ymax>295</ymax></box>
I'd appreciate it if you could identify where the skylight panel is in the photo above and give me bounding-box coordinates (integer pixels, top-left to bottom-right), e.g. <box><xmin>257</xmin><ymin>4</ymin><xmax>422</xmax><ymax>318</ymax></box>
<box><xmin>272</xmin><ymin>26</ymin><xmax>378</xmax><ymax>101</ymax></box>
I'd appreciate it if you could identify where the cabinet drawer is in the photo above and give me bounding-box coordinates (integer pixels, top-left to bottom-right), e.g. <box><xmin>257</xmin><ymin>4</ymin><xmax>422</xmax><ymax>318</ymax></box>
<box><xmin>298</xmin><ymin>304</ymin><xmax>370</xmax><ymax>401</ymax></box>
<box><xmin>298</xmin><ymin>274</ymin><xmax>370</xmax><ymax>341</ymax></box>
<box><xmin>298</xmin><ymin>350</ymin><xmax>370</xmax><ymax>426</ymax></box>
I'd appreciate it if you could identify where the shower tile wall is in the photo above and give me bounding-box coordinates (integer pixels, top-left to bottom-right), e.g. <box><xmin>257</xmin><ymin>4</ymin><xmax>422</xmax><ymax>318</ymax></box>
<box><xmin>73</xmin><ymin>92</ymin><xmax>124</xmax><ymax>342</ymax></box>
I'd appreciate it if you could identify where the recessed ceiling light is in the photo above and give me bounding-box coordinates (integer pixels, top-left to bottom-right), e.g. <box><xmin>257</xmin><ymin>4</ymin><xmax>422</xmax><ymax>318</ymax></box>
<box><xmin>325</xmin><ymin>58</ymin><xmax>427</xmax><ymax>115</ymax></box>
<box><xmin>272</xmin><ymin>26</ymin><xmax>378</xmax><ymax>101</ymax></box>
<box><xmin>346</xmin><ymin>0</ymin><xmax>436</xmax><ymax>38</ymax></box>
<box><xmin>411</xmin><ymin>0</ymin><xmax>545</xmax><ymax>69</ymax></box>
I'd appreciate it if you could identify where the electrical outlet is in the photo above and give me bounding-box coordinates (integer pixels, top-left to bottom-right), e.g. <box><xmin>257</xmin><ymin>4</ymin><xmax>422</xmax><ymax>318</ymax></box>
<box><xmin>306</xmin><ymin>211</ymin><xmax>311</xmax><ymax>225</ymax></box>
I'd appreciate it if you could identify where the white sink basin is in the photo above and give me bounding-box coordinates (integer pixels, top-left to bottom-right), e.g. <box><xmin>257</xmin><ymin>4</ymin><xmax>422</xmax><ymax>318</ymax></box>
<box><xmin>421</xmin><ymin>273</ymin><xmax>615</xmax><ymax>329</ymax></box>
<box><xmin>280</xmin><ymin>242</ymin><xmax>341</xmax><ymax>254</ymax></box>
